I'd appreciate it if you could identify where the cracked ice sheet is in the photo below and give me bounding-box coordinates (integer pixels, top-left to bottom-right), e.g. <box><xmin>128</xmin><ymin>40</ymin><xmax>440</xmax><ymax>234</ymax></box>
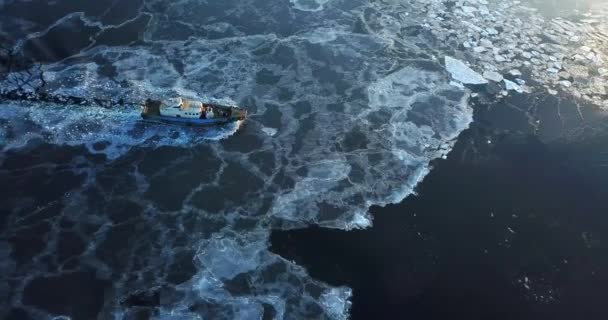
<box><xmin>0</xmin><ymin>0</ymin><xmax>475</xmax><ymax>319</ymax></box>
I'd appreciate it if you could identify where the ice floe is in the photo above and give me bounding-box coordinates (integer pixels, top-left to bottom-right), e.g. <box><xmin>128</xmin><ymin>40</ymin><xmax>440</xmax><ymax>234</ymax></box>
<box><xmin>262</xmin><ymin>127</ymin><xmax>278</xmax><ymax>136</ymax></box>
<box><xmin>504</xmin><ymin>79</ymin><xmax>523</xmax><ymax>93</ymax></box>
<box><xmin>483</xmin><ymin>70</ymin><xmax>504</xmax><ymax>82</ymax></box>
<box><xmin>444</xmin><ymin>56</ymin><xmax>488</xmax><ymax>85</ymax></box>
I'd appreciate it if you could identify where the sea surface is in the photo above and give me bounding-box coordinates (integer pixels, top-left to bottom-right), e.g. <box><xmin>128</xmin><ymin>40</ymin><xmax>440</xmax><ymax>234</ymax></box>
<box><xmin>1</xmin><ymin>0</ymin><xmax>607</xmax><ymax>319</ymax></box>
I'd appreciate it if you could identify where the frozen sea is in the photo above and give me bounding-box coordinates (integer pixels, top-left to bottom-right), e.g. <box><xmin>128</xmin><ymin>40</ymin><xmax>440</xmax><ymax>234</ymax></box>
<box><xmin>1</xmin><ymin>0</ymin><xmax>607</xmax><ymax>319</ymax></box>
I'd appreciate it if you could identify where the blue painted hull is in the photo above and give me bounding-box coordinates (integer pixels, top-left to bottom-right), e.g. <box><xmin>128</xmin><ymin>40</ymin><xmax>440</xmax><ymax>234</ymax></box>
<box><xmin>141</xmin><ymin>114</ymin><xmax>234</xmax><ymax>126</ymax></box>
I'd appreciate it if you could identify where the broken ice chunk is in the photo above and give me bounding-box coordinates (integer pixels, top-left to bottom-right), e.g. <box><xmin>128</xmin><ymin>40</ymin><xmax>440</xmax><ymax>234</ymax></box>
<box><xmin>573</xmin><ymin>54</ymin><xmax>585</xmax><ymax>61</ymax></box>
<box><xmin>444</xmin><ymin>56</ymin><xmax>488</xmax><ymax>85</ymax></box>
<box><xmin>461</xmin><ymin>6</ymin><xmax>478</xmax><ymax>16</ymax></box>
<box><xmin>553</xmin><ymin>61</ymin><xmax>562</xmax><ymax>70</ymax></box>
<box><xmin>262</xmin><ymin>127</ymin><xmax>278</xmax><ymax>136</ymax></box>
<box><xmin>486</xmin><ymin>27</ymin><xmax>499</xmax><ymax>35</ymax></box>
<box><xmin>504</xmin><ymin>79</ymin><xmax>523</xmax><ymax>93</ymax></box>
<box><xmin>494</xmin><ymin>54</ymin><xmax>506</xmax><ymax>62</ymax></box>
<box><xmin>483</xmin><ymin>70</ymin><xmax>504</xmax><ymax>82</ymax></box>
<box><xmin>509</xmin><ymin>69</ymin><xmax>522</xmax><ymax>76</ymax></box>
<box><xmin>449</xmin><ymin>81</ymin><xmax>465</xmax><ymax>89</ymax></box>
<box><xmin>480</xmin><ymin>39</ymin><xmax>493</xmax><ymax>47</ymax></box>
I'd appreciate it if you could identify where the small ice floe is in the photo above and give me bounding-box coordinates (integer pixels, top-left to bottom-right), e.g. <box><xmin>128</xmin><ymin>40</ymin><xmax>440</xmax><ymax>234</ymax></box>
<box><xmin>553</xmin><ymin>61</ymin><xmax>563</xmax><ymax>70</ymax></box>
<box><xmin>461</xmin><ymin>6</ymin><xmax>478</xmax><ymax>16</ymax></box>
<box><xmin>494</xmin><ymin>54</ymin><xmax>507</xmax><ymax>62</ymax></box>
<box><xmin>509</xmin><ymin>69</ymin><xmax>522</xmax><ymax>76</ymax></box>
<box><xmin>444</xmin><ymin>56</ymin><xmax>488</xmax><ymax>85</ymax></box>
<box><xmin>572</xmin><ymin>54</ymin><xmax>585</xmax><ymax>61</ymax></box>
<box><xmin>479</xmin><ymin>39</ymin><xmax>493</xmax><ymax>47</ymax></box>
<box><xmin>486</xmin><ymin>27</ymin><xmax>499</xmax><ymax>35</ymax></box>
<box><xmin>262</xmin><ymin>127</ymin><xmax>278</xmax><ymax>136</ymax></box>
<box><xmin>483</xmin><ymin>70</ymin><xmax>504</xmax><ymax>82</ymax></box>
<box><xmin>523</xmin><ymin>277</ymin><xmax>531</xmax><ymax>290</ymax></box>
<box><xmin>504</xmin><ymin>79</ymin><xmax>523</xmax><ymax>93</ymax></box>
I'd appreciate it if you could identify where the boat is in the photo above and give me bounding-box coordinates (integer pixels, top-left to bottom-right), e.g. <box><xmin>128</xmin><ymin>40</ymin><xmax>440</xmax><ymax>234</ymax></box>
<box><xmin>141</xmin><ymin>97</ymin><xmax>247</xmax><ymax>126</ymax></box>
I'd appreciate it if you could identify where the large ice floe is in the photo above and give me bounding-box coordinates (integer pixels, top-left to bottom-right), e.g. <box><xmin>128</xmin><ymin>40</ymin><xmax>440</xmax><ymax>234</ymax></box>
<box><xmin>2</xmin><ymin>0</ymin><xmax>604</xmax><ymax>319</ymax></box>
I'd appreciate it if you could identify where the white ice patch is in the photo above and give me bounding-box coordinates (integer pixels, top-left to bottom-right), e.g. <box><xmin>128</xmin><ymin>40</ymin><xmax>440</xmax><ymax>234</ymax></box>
<box><xmin>320</xmin><ymin>287</ymin><xmax>352</xmax><ymax>320</ymax></box>
<box><xmin>483</xmin><ymin>70</ymin><xmax>504</xmax><ymax>82</ymax></box>
<box><xmin>349</xmin><ymin>210</ymin><xmax>373</xmax><ymax>229</ymax></box>
<box><xmin>444</xmin><ymin>56</ymin><xmax>488</xmax><ymax>85</ymax></box>
<box><xmin>195</xmin><ymin>233</ymin><xmax>264</xmax><ymax>280</ymax></box>
<box><xmin>289</xmin><ymin>0</ymin><xmax>332</xmax><ymax>12</ymax></box>
<box><xmin>262</xmin><ymin>127</ymin><xmax>278</xmax><ymax>136</ymax></box>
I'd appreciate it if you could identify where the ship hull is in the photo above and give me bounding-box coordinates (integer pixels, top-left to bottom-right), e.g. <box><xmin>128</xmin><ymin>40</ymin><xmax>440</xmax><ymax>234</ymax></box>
<box><xmin>141</xmin><ymin>114</ymin><xmax>238</xmax><ymax>126</ymax></box>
